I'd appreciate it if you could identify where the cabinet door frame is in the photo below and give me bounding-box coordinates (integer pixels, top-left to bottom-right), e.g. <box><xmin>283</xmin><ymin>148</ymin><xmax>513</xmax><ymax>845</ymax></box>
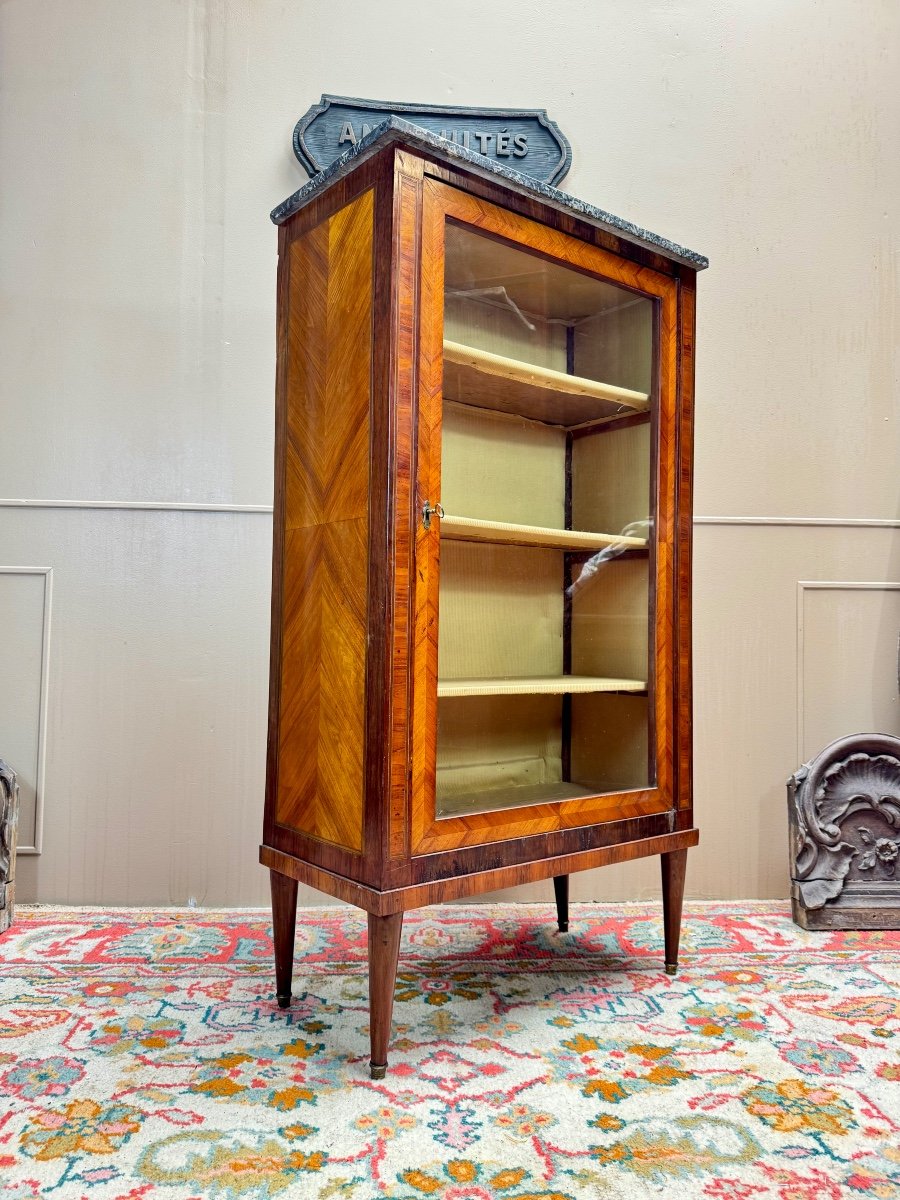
<box><xmin>409</xmin><ymin>178</ymin><xmax>680</xmax><ymax>856</ymax></box>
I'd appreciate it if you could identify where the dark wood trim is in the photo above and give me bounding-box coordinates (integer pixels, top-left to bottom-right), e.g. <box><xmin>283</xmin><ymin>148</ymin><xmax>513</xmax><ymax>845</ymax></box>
<box><xmin>566</xmin><ymin>546</ymin><xmax>649</xmax><ymax>564</ymax></box>
<box><xmin>262</xmin><ymin>826</ymin><xmax>699</xmax><ymax>916</ymax></box>
<box><xmin>384</xmin><ymin>150</ymin><xmax>425</xmax><ymax>878</ymax></box>
<box><xmin>362</xmin><ymin>151</ymin><xmax>404</xmax><ymax>887</ymax></box>
<box><xmin>268</xmin><ymin>824</ymin><xmax>364</xmax><ymax>880</ymax></box>
<box><xmin>674</xmin><ymin>272</ymin><xmax>697</xmax><ymax>812</ymax></box>
<box><xmin>262</xmin><ymin>225</ymin><xmax>292</xmax><ymax>851</ymax></box>
<box><xmin>553</xmin><ymin>874</ymin><xmax>570</xmax><ymax>932</ymax></box>
<box><xmin>674</xmin><ymin>807</ymin><xmax>696</xmax><ymax>833</ymax></box>
<box><xmin>562</xmin><ymin>430</ymin><xmax>573</xmax><ymax>783</ymax></box>
<box><xmin>443</xmin><ymin>211</ymin><xmax>662</xmax><ymax>312</ymax></box>
<box><xmin>279</xmin><ymin>144</ymin><xmax>395</xmax><ymax>247</ymax></box>
<box><xmin>661</xmin><ymin>848</ymin><xmax>688</xmax><ymax>973</ymax></box>
<box><xmin>401</xmin><ymin>808</ymin><xmax>673</xmax><ymax>884</ymax></box>
<box><xmin>421</xmin><ymin>159</ymin><xmax>680</xmax><ymax>278</ymax></box>
<box><xmin>407</xmin><ymin>174</ymin><xmax>446</xmax><ymax>866</ymax></box>
<box><xmin>569</xmin><ymin>411</ymin><xmax>651</xmax><ymax>439</ymax></box>
<box><xmin>270</xmin><ymin>869</ymin><xmax>298</xmax><ymax>1008</ymax></box>
<box><xmin>367</xmin><ymin>912</ymin><xmax>404</xmax><ymax>1078</ymax></box>
<box><xmin>647</xmin><ymin>296</ymin><xmax>662</xmax><ymax>789</ymax></box>
<box><xmin>560</xmin><ymin>697</ymin><xmax>573</xmax><ymax>783</ymax></box>
<box><xmin>564</xmin><ymin>428</ymin><xmax>573</xmax><ymax>534</ymax></box>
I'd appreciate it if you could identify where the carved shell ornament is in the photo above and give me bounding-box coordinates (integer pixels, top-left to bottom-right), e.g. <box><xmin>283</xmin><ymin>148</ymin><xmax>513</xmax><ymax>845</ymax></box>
<box><xmin>790</xmin><ymin>736</ymin><xmax>900</xmax><ymax>910</ymax></box>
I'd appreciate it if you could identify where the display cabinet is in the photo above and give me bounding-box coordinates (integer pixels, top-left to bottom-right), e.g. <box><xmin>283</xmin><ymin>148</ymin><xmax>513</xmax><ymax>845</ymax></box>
<box><xmin>261</xmin><ymin>120</ymin><xmax>707</xmax><ymax>1077</ymax></box>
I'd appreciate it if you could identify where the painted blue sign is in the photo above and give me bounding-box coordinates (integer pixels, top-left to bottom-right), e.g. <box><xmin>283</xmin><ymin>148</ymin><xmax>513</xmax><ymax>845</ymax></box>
<box><xmin>293</xmin><ymin>95</ymin><xmax>572</xmax><ymax>187</ymax></box>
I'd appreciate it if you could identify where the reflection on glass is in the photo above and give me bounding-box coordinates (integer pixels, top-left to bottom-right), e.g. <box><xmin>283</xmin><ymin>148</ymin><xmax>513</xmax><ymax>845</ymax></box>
<box><xmin>435</xmin><ymin>222</ymin><xmax>656</xmax><ymax>819</ymax></box>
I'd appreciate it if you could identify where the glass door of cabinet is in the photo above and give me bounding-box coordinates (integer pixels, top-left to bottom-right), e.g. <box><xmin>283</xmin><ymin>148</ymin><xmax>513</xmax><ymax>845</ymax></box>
<box><xmin>411</xmin><ymin>180</ymin><xmax>678</xmax><ymax>852</ymax></box>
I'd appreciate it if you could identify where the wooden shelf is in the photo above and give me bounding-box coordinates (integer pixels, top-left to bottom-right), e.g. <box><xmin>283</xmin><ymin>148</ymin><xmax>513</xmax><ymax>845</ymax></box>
<box><xmin>437</xmin><ymin>675</ymin><xmax>646</xmax><ymax>698</ymax></box>
<box><xmin>441</xmin><ymin>513</ymin><xmax>648</xmax><ymax>553</ymax></box>
<box><xmin>438</xmin><ymin>780</ymin><xmax>597</xmax><ymax>818</ymax></box>
<box><xmin>443</xmin><ymin>339</ymin><xmax>650</xmax><ymax>427</ymax></box>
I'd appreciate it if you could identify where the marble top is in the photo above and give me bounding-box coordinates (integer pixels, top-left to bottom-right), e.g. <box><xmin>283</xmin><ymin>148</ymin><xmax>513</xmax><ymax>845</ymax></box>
<box><xmin>270</xmin><ymin>117</ymin><xmax>707</xmax><ymax>271</ymax></box>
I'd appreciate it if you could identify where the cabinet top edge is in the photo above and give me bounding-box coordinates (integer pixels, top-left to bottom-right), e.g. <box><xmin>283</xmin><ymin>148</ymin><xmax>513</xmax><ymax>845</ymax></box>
<box><xmin>269</xmin><ymin>118</ymin><xmax>709</xmax><ymax>272</ymax></box>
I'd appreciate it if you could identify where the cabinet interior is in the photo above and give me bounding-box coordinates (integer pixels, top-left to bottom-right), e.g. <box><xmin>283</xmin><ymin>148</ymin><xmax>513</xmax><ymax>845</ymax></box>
<box><xmin>436</xmin><ymin>223</ymin><xmax>656</xmax><ymax>818</ymax></box>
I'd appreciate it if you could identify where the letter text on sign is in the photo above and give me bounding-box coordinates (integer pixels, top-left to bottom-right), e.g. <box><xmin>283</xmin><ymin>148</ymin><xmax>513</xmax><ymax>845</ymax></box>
<box><xmin>293</xmin><ymin>97</ymin><xmax>571</xmax><ymax>187</ymax></box>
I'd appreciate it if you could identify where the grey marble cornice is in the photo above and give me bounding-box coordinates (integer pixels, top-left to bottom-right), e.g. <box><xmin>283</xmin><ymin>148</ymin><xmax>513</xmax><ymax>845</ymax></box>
<box><xmin>270</xmin><ymin>117</ymin><xmax>708</xmax><ymax>271</ymax></box>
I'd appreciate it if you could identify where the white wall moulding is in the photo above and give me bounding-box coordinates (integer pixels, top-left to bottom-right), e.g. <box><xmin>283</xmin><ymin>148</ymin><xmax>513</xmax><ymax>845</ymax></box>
<box><xmin>2</xmin><ymin>504</ymin><xmax>899</xmax><ymax>528</ymax></box>
<box><xmin>796</xmin><ymin>581</ymin><xmax>900</xmax><ymax>765</ymax></box>
<box><xmin>0</xmin><ymin>568</ymin><xmax>52</xmax><ymax>854</ymax></box>
<box><xmin>0</xmin><ymin>500</ymin><xmax>273</xmax><ymax>514</ymax></box>
<box><xmin>695</xmin><ymin>518</ymin><xmax>900</xmax><ymax>529</ymax></box>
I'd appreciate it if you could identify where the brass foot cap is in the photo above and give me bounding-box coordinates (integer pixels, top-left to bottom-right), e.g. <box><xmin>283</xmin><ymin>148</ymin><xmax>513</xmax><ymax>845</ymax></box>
<box><xmin>276</xmin><ymin>993</ymin><xmax>292</xmax><ymax>1009</ymax></box>
<box><xmin>370</xmin><ymin>1062</ymin><xmax>387</xmax><ymax>1080</ymax></box>
<box><xmin>664</xmin><ymin>963</ymin><xmax>678</xmax><ymax>976</ymax></box>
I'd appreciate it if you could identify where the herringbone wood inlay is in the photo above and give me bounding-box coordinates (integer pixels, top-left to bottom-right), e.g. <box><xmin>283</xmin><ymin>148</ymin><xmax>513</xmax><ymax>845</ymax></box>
<box><xmin>275</xmin><ymin>188</ymin><xmax>375</xmax><ymax>851</ymax></box>
<box><xmin>388</xmin><ymin>161</ymin><xmax>424</xmax><ymax>864</ymax></box>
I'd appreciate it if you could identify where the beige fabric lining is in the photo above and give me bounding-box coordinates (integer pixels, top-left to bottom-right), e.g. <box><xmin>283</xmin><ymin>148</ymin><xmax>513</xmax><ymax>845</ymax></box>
<box><xmin>570</xmin><ymin>693</ymin><xmax>650</xmax><ymax>793</ymax></box>
<box><xmin>437</xmin><ymin>541</ymin><xmax>563</xmax><ymax>679</ymax></box>
<box><xmin>574</xmin><ymin>297</ymin><xmax>653</xmax><ymax>395</ymax></box>
<box><xmin>444</xmin><ymin>294</ymin><xmax>566</xmax><ymax>371</ymax></box>
<box><xmin>438</xmin><ymin>780</ymin><xmax>595</xmax><ymax>818</ymax></box>
<box><xmin>571</xmin><ymin>556</ymin><xmax>650</xmax><ymax>682</ymax></box>
<box><xmin>436</xmin><ymin>694</ymin><xmax>562</xmax><ymax>806</ymax></box>
<box><xmin>572</xmin><ymin>422</ymin><xmax>651</xmax><ymax>537</ymax></box>
<box><xmin>440</xmin><ymin>403</ymin><xmax>565</xmax><ymax>528</ymax></box>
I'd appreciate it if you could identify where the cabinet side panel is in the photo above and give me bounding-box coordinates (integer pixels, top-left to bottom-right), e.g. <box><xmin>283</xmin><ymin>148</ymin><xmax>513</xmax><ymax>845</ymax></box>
<box><xmin>275</xmin><ymin>188</ymin><xmax>375</xmax><ymax>852</ymax></box>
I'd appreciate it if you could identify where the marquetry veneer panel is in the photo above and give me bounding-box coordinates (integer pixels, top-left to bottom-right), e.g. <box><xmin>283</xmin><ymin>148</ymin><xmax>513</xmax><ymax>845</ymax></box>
<box><xmin>274</xmin><ymin>188</ymin><xmax>374</xmax><ymax>852</ymax></box>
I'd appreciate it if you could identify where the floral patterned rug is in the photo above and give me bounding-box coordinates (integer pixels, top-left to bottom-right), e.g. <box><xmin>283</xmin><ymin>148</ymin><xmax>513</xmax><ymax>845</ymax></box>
<box><xmin>1</xmin><ymin>902</ymin><xmax>899</xmax><ymax>1199</ymax></box>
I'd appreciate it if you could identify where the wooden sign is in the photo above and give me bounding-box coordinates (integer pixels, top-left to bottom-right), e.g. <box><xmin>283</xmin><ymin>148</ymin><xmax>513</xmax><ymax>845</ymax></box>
<box><xmin>293</xmin><ymin>95</ymin><xmax>572</xmax><ymax>186</ymax></box>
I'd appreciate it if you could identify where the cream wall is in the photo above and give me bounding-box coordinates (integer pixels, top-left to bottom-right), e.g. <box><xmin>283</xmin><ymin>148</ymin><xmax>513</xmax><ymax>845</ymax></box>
<box><xmin>2</xmin><ymin>0</ymin><xmax>898</xmax><ymax>905</ymax></box>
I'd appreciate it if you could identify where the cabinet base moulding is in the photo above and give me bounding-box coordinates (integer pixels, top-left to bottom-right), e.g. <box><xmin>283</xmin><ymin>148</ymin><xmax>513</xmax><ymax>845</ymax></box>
<box><xmin>260</xmin><ymin>827</ymin><xmax>699</xmax><ymax>916</ymax></box>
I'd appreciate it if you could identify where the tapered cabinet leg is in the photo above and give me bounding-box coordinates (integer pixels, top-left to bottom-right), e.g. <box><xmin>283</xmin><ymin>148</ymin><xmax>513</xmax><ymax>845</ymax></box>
<box><xmin>270</xmin><ymin>869</ymin><xmax>298</xmax><ymax>1009</ymax></box>
<box><xmin>367</xmin><ymin>911</ymin><xmax>404</xmax><ymax>1080</ymax></box>
<box><xmin>553</xmin><ymin>874</ymin><xmax>569</xmax><ymax>933</ymax></box>
<box><xmin>661</xmin><ymin>849</ymin><xmax>688</xmax><ymax>976</ymax></box>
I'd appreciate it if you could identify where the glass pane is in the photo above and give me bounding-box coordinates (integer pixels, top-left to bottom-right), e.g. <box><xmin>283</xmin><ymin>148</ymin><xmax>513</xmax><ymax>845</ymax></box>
<box><xmin>435</xmin><ymin>221</ymin><xmax>655</xmax><ymax>819</ymax></box>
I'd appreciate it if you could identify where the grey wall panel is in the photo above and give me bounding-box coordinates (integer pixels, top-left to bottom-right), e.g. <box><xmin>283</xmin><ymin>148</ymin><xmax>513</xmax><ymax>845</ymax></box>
<box><xmin>4</xmin><ymin>508</ymin><xmax>280</xmax><ymax>906</ymax></box>
<box><xmin>0</xmin><ymin>568</ymin><xmax>50</xmax><ymax>852</ymax></box>
<box><xmin>799</xmin><ymin>583</ymin><xmax>900</xmax><ymax>762</ymax></box>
